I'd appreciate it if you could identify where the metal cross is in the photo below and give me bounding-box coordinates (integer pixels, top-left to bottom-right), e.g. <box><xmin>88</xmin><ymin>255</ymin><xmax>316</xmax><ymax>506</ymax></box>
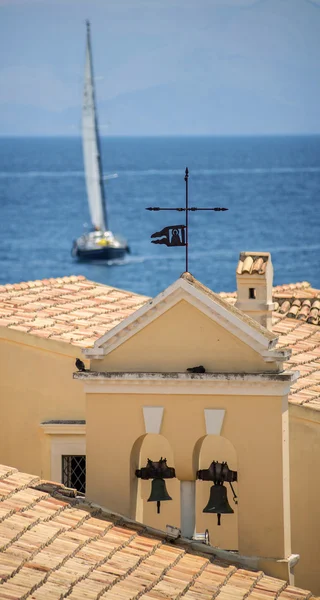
<box><xmin>146</xmin><ymin>167</ymin><xmax>228</xmax><ymax>273</ymax></box>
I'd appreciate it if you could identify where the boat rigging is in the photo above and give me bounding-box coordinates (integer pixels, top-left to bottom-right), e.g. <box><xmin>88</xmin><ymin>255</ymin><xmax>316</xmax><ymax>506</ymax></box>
<box><xmin>72</xmin><ymin>21</ymin><xmax>129</xmax><ymax>261</ymax></box>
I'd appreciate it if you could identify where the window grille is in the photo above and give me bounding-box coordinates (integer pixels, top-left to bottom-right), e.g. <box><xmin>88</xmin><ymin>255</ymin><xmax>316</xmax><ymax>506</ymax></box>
<box><xmin>62</xmin><ymin>455</ymin><xmax>86</xmax><ymax>493</ymax></box>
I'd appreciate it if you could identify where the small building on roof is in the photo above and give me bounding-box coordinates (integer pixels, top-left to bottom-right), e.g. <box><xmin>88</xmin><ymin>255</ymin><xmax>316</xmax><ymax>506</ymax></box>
<box><xmin>0</xmin><ymin>255</ymin><xmax>320</xmax><ymax>594</ymax></box>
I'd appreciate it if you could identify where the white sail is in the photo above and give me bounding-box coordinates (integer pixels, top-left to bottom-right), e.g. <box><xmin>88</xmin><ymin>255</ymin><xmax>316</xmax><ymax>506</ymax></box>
<box><xmin>82</xmin><ymin>21</ymin><xmax>107</xmax><ymax>232</ymax></box>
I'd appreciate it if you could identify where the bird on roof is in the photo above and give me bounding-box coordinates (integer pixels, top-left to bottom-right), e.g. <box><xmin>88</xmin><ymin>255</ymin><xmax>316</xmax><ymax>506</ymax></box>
<box><xmin>187</xmin><ymin>365</ymin><xmax>206</xmax><ymax>373</ymax></box>
<box><xmin>75</xmin><ymin>358</ymin><xmax>86</xmax><ymax>372</ymax></box>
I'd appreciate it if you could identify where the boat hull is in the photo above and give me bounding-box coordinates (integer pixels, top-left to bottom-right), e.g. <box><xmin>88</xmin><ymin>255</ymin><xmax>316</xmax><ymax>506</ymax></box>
<box><xmin>73</xmin><ymin>245</ymin><xmax>129</xmax><ymax>261</ymax></box>
<box><xmin>72</xmin><ymin>231</ymin><xmax>129</xmax><ymax>261</ymax></box>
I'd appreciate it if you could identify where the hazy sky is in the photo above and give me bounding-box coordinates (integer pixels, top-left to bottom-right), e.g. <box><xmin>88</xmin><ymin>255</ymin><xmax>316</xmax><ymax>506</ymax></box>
<box><xmin>0</xmin><ymin>0</ymin><xmax>319</xmax><ymax>135</ymax></box>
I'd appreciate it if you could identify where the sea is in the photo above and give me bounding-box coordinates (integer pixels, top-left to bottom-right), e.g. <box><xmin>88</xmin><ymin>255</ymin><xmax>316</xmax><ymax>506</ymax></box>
<box><xmin>0</xmin><ymin>135</ymin><xmax>319</xmax><ymax>297</ymax></box>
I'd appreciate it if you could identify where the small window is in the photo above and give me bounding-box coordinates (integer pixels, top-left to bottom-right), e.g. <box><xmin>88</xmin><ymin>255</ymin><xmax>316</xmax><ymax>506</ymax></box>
<box><xmin>62</xmin><ymin>455</ymin><xmax>86</xmax><ymax>493</ymax></box>
<box><xmin>249</xmin><ymin>288</ymin><xmax>256</xmax><ymax>299</ymax></box>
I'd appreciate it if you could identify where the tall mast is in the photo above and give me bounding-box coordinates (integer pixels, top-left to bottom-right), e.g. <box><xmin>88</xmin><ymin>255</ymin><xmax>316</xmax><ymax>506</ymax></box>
<box><xmin>87</xmin><ymin>20</ymin><xmax>108</xmax><ymax>230</ymax></box>
<box><xmin>83</xmin><ymin>20</ymin><xmax>108</xmax><ymax>231</ymax></box>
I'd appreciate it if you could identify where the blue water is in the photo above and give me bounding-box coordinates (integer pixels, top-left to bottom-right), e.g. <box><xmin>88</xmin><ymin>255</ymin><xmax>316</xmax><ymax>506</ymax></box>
<box><xmin>0</xmin><ymin>136</ymin><xmax>319</xmax><ymax>297</ymax></box>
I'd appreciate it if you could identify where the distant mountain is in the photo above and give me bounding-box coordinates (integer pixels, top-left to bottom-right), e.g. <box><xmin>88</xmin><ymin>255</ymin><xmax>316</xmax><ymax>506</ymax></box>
<box><xmin>100</xmin><ymin>79</ymin><xmax>319</xmax><ymax>136</ymax></box>
<box><xmin>0</xmin><ymin>103</ymin><xmax>79</xmax><ymax>136</ymax></box>
<box><xmin>1</xmin><ymin>77</ymin><xmax>319</xmax><ymax>136</ymax></box>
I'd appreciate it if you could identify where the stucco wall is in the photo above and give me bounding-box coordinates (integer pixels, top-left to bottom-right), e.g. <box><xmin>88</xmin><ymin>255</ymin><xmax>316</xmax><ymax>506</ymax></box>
<box><xmin>289</xmin><ymin>405</ymin><xmax>320</xmax><ymax>594</ymax></box>
<box><xmin>86</xmin><ymin>391</ymin><xmax>289</xmax><ymax>560</ymax></box>
<box><xmin>92</xmin><ymin>300</ymin><xmax>276</xmax><ymax>373</ymax></box>
<box><xmin>0</xmin><ymin>331</ymin><xmax>85</xmax><ymax>479</ymax></box>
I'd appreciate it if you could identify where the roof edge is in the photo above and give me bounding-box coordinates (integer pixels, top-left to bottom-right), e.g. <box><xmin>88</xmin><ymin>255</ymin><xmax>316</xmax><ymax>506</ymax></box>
<box><xmin>86</xmin><ymin>273</ymin><xmax>278</xmax><ymax>361</ymax></box>
<box><xmin>72</xmin><ymin>498</ymin><xmax>301</xmax><ymax>577</ymax></box>
<box><xmin>180</xmin><ymin>272</ymin><xmax>276</xmax><ymax>342</ymax></box>
<box><xmin>0</xmin><ymin>326</ymin><xmax>83</xmax><ymax>358</ymax></box>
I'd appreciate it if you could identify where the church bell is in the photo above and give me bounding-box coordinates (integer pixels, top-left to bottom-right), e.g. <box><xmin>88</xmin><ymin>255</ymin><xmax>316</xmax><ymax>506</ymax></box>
<box><xmin>136</xmin><ymin>457</ymin><xmax>176</xmax><ymax>514</ymax></box>
<box><xmin>203</xmin><ymin>484</ymin><xmax>234</xmax><ymax>525</ymax></box>
<box><xmin>197</xmin><ymin>460</ymin><xmax>238</xmax><ymax>526</ymax></box>
<box><xmin>147</xmin><ymin>478</ymin><xmax>172</xmax><ymax>514</ymax></box>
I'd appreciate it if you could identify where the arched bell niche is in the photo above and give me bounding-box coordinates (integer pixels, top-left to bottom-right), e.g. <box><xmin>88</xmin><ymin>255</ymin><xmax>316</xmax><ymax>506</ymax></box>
<box><xmin>130</xmin><ymin>433</ymin><xmax>180</xmax><ymax>531</ymax></box>
<box><xmin>193</xmin><ymin>434</ymin><xmax>238</xmax><ymax>550</ymax></box>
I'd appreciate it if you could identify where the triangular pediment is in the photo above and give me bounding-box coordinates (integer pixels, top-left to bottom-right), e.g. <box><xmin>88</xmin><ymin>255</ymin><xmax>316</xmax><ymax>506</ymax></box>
<box><xmin>84</xmin><ymin>273</ymin><xmax>287</xmax><ymax>373</ymax></box>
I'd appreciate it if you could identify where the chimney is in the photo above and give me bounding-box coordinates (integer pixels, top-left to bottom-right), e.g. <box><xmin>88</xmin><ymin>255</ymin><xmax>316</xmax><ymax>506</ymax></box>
<box><xmin>235</xmin><ymin>252</ymin><xmax>275</xmax><ymax>330</ymax></box>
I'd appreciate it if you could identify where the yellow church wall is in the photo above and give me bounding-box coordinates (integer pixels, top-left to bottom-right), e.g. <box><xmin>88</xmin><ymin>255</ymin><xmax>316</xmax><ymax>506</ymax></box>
<box><xmin>289</xmin><ymin>405</ymin><xmax>320</xmax><ymax>594</ymax></box>
<box><xmin>0</xmin><ymin>331</ymin><xmax>85</xmax><ymax>479</ymax></box>
<box><xmin>92</xmin><ymin>300</ymin><xmax>277</xmax><ymax>373</ymax></box>
<box><xmin>86</xmin><ymin>391</ymin><xmax>289</xmax><ymax>560</ymax></box>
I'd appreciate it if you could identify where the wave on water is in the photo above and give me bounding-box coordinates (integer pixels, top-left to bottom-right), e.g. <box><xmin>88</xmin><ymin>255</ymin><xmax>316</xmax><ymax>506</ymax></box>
<box><xmin>103</xmin><ymin>173</ymin><xmax>118</xmax><ymax>180</ymax></box>
<box><xmin>85</xmin><ymin>255</ymin><xmax>147</xmax><ymax>267</ymax></box>
<box><xmin>0</xmin><ymin>171</ymin><xmax>118</xmax><ymax>179</ymax></box>
<box><xmin>83</xmin><ymin>252</ymin><xmax>195</xmax><ymax>267</ymax></box>
<box><xmin>0</xmin><ymin>167</ymin><xmax>319</xmax><ymax>178</ymax></box>
<box><xmin>0</xmin><ymin>170</ymin><xmax>84</xmax><ymax>178</ymax></box>
<box><xmin>119</xmin><ymin>167</ymin><xmax>320</xmax><ymax>176</ymax></box>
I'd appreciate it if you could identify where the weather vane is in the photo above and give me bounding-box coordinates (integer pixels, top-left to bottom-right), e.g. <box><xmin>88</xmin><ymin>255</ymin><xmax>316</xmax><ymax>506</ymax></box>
<box><xmin>146</xmin><ymin>167</ymin><xmax>228</xmax><ymax>272</ymax></box>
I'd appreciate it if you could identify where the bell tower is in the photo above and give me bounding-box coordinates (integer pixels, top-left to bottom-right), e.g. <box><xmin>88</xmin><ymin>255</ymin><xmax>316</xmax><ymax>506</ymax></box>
<box><xmin>76</xmin><ymin>273</ymin><xmax>297</xmax><ymax>583</ymax></box>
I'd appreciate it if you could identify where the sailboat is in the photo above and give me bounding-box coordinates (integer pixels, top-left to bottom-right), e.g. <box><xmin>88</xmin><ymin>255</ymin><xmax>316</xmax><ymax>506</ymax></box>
<box><xmin>72</xmin><ymin>21</ymin><xmax>129</xmax><ymax>261</ymax></box>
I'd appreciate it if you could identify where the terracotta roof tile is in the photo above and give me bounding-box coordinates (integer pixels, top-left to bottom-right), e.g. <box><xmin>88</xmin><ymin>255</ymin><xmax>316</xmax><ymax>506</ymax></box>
<box><xmin>270</xmin><ymin>283</ymin><xmax>320</xmax><ymax>325</ymax></box>
<box><xmin>0</xmin><ymin>275</ymin><xmax>149</xmax><ymax>349</ymax></box>
<box><xmin>217</xmin><ymin>281</ymin><xmax>320</xmax><ymax>412</ymax></box>
<box><xmin>224</xmin><ymin>281</ymin><xmax>320</xmax><ymax>326</ymax></box>
<box><xmin>268</xmin><ymin>317</ymin><xmax>320</xmax><ymax>410</ymax></box>
<box><xmin>0</xmin><ymin>466</ymin><xmax>315</xmax><ymax>600</ymax></box>
<box><xmin>236</xmin><ymin>253</ymin><xmax>270</xmax><ymax>276</ymax></box>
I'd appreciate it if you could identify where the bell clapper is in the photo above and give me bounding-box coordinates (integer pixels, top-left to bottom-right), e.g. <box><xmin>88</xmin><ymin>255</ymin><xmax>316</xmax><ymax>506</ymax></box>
<box><xmin>157</xmin><ymin>500</ymin><xmax>161</xmax><ymax>514</ymax></box>
<box><xmin>217</xmin><ymin>513</ymin><xmax>221</xmax><ymax>526</ymax></box>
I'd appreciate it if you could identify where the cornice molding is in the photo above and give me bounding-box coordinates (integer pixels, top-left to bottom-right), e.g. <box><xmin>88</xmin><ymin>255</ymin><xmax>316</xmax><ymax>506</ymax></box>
<box><xmin>40</xmin><ymin>422</ymin><xmax>86</xmax><ymax>435</ymax></box>
<box><xmin>75</xmin><ymin>370</ymin><xmax>298</xmax><ymax>396</ymax></box>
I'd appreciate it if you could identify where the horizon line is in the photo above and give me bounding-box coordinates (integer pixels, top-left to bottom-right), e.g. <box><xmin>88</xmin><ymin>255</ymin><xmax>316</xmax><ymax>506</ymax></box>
<box><xmin>1</xmin><ymin>132</ymin><xmax>320</xmax><ymax>139</ymax></box>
